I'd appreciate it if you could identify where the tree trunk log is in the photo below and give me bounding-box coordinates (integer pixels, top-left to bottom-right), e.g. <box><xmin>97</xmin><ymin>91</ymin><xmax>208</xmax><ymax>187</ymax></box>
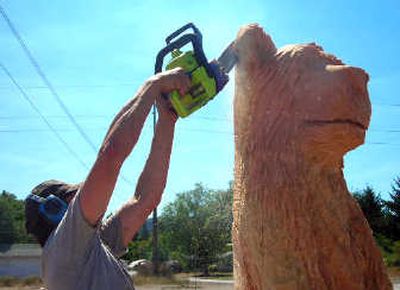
<box><xmin>232</xmin><ymin>24</ymin><xmax>392</xmax><ymax>290</ymax></box>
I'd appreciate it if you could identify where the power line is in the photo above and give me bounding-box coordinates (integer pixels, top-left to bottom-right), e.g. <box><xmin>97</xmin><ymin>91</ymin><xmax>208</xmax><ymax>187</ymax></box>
<box><xmin>0</xmin><ymin>113</ymin><xmax>233</xmax><ymax>122</ymax></box>
<box><xmin>375</xmin><ymin>103</ymin><xmax>400</xmax><ymax>107</ymax></box>
<box><xmin>0</xmin><ymin>127</ymin><xmax>211</xmax><ymax>135</ymax></box>
<box><xmin>0</xmin><ymin>63</ymin><xmax>90</xmax><ymax>170</ymax></box>
<box><xmin>0</xmin><ymin>5</ymin><xmax>135</xmax><ymax>186</ymax></box>
<box><xmin>0</xmin><ymin>83</ymin><xmax>136</xmax><ymax>89</ymax></box>
<box><xmin>0</xmin><ymin>114</ymin><xmax>112</xmax><ymax>120</ymax></box>
<box><xmin>0</xmin><ymin>4</ymin><xmax>97</xmax><ymax>152</ymax></box>
<box><xmin>3</xmin><ymin>113</ymin><xmax>400</xmax><ymax>135</ymax></box>
<box><xmin>2</xmin><ymin>114</ymin><xmax>400</xmax><ymax>134</ymax></box>
<box><xmin>1</xmin><ymin>124</ymin><xmax>400</xmax><ymax>147</ymax></box>
<box><xmin>0</xmin><ymin>65</ymin><xmax>134</xmax><ymax>186</ymax></box>
<box><xmin>0</xmin><ymin>128</ymin><xmax>106</xmax><ymax>133</ymax></box>
<box><xmin>370</xmin><ymin>130</ymin><xmax>400</xmax><ymax>133</ymax></box>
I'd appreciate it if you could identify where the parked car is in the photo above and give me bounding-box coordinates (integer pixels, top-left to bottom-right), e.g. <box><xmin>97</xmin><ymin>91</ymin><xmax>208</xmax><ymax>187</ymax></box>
<box><xmin>161</xmin><ymin>260</ymin><xmax>182</xmax><ymax>273</ymax></box>
<box><xmin>127</xmin><ymin>259</ymin><xmax>153</xmax><ymax>276</ymax></box>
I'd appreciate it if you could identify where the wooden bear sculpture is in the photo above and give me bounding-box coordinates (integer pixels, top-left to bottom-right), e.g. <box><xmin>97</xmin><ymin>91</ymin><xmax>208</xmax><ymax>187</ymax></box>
<box><xmin>233</xmin><ymin>24</ymin><xmax>392</xmax><ymax>290</ymax></box>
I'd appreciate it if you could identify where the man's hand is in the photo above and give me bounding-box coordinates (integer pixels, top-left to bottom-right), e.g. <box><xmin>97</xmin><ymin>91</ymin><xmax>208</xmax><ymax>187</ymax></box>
<box><xmin>156</xmin><ymin>95</ymin><xmax>178</xmax><ymax>123</ymax></box>
<box><xmin>152</xmin><ymin>67</ymin><xmax>191</xmax><ymax>96</ymax></box>
<box><xmin>153</xmin><ymin>67</ymin><xmax>191</xmax><ymax>123</ymax></box>
<box><xmin>78</xmin><ymin>66</ymin><xmax>190</xmax><ymax>227</ymax></box>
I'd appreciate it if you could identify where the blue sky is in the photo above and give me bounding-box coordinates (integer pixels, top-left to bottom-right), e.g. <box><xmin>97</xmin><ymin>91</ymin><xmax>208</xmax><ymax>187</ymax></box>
<box><xmin>0</xmin><ymin>0</ymin><xmax>399</xmax><ymax>214</ymax></box>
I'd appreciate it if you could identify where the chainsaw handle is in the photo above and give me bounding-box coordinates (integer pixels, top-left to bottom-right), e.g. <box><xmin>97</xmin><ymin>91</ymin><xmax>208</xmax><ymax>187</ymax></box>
<box><xmin>165</xmin><ymin>23</ymin><xmax>202</xmax><ymax>45</ymax></box>
<box><xmin>155</xmin><ymin>33</ymin><xmax>208</xmax><ymax>74</ymax></box>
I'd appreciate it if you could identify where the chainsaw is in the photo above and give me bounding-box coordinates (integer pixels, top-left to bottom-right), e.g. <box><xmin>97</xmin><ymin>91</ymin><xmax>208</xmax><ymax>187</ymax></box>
<box><xmin>155</xmin><ymin>23</ymin><xmax>237</xmax><ymax>118</ymax></box>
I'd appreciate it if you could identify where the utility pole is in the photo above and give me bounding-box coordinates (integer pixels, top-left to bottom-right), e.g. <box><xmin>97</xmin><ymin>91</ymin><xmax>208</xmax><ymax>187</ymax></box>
<box><xmin>151</xmin><ymin>105</ymin><xmax>159</xmax><ymax>275</ymax></box>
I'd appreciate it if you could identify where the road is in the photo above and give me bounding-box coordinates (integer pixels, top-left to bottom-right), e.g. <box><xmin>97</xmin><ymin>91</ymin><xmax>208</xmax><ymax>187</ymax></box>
<box><xmin>1</xmin><ymin>278</ymin><xmax>399</xmax><ymax>289</ymax></box>
<box><xmin>137</xmin><ymin>278</ymin><xmax>400</xmax><ymax>290</ymax></box>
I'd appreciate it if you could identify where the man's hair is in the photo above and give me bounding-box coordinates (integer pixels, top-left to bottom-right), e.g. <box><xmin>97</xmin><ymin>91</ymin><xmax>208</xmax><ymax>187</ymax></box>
<box><xmin>25</xmin><ymin>180</ymin><xmax>80</xmax><ymax>247</ymax></box>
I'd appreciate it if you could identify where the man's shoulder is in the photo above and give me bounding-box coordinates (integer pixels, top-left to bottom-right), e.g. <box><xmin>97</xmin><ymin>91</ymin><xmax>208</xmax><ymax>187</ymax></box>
<box><xmin>42</xmin><ymin>195</ymin><xmax>102</xmax><ymax>265</ymax></box>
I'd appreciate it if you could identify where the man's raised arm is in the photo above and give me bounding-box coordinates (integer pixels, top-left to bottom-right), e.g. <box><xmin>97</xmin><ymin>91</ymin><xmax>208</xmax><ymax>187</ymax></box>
<box><xmin>115</xmin><ymin>94</ymin><xmax>180</xmax><ymax>246</ymax></box>
<box><xmin>78</xmin><ymin>68</ymin><xmax>191</xmax><ymax>226</ymax></box>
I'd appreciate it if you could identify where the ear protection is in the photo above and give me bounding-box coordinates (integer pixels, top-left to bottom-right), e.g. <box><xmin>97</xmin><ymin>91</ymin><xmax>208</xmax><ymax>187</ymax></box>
<box><xmin>26</xmin><ymin>194</ymin><xmax>68</xmax><ymax>226</ymax></box>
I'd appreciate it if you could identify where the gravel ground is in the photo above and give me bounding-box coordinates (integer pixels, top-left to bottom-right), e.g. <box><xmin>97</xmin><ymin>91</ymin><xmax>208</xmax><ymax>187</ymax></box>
<box><xmin>0</xmin><ymin>284</ymin><xmax>398</xmax><ymax>290</ymax></box>
<box><xmin>137</xmin><ymin>284</ymin><xmax>233</xmax><ymax>290</ymax></box>
<box><xmin>2</xmin><ymin>279</ymin><xmax>400</xmax><ymax>289</ymax></box>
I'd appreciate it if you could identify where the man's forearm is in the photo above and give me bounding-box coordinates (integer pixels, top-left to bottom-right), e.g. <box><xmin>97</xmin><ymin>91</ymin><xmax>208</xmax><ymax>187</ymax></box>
<box><xmin>99</xmin><ymin>80</ymin><xmax>158</xmax><ymax>162</ymax></box>
<box><xmin>116</xmin><ymin>115</ymin><xmax>176</xmax><ymax>246</ymax></box>
<box><xmin>79</xmin><ymin>80</ymin><xmax>159</xmax><ymax>225</ymax></box>
<box><xmin>134</xmin><ymin>116</ymin><xmax>175</xmax><ymax>213</ymax></box>
<box><xmin>79</xmin><ymin>67</ymin><xmax>189</xmax><ymax>229</ymax></box>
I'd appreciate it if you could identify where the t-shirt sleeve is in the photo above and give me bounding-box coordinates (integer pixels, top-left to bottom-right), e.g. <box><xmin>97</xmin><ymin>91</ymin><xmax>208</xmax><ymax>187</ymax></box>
<box><xmin>44</xmin><ymin>192</ymin><xmax>99</xmax><ymax>267</ymax></box>
<box><xmin>100</xmin><ymin>214</ymin><xmax>127</xmax><ymax>257</ymax></box>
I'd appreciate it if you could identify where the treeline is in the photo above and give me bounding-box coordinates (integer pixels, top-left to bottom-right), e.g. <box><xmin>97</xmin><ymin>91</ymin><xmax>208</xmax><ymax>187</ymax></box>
<box><xmin>124</xmin><ymin>177</ymin><xmax>400</xmax><ymax>272</ymax></box>
<box><xmin>0</xmin><ymin>191</ymin><xmax>35</xmax><ymax>244</ymax></box>
<box><xmin>1</xmin><ymin>176</ymin><xmax>400</xmax><ymax>270</ymax></box>
<box><xmin>123</xmin><ymin>183</ymin><xmax>233</xmax><ymax>274</ymax></box>
<box><xmin>353</xmin><ymin>177</ymin><xmax>400</xmax><ymax>266</ymax></box>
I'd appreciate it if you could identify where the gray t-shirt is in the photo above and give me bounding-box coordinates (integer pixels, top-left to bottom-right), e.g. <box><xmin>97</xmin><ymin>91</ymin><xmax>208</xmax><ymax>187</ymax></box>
<box><xmin>41</xmin><ymin>194</ymin><xmax>135</xmax><ymax>290</ymax></box>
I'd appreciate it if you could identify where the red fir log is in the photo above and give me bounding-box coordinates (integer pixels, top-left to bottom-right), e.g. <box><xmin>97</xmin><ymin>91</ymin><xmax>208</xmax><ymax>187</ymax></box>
<box><xmin>232</xmin><ymin>24</ymin><xmax>392</xmax><ymax>290</ymax></box>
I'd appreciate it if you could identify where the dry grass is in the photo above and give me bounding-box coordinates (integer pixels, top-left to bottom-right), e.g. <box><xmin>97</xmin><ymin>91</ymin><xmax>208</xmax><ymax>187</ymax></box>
<box><xmin>2</xmin><ymin>269</ymin><xmax>398</xmax><ymax>289</ymax></box>
<box><xmin>0</xmin><ymin>277</ymin><xmax>42</xmax><ymax>288</ymax></box>
<box><xmin>388</xmin><ymin>267</ymin><xmax>400</xmax><ymax>278</ymax></box>
<box><xmin>134</xmin><ymin>275</ymin><xmax>184</xmax><ymax>286</ymax></box>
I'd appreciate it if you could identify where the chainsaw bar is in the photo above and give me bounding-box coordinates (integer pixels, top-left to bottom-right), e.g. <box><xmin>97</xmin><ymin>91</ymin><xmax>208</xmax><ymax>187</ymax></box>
<box><xmin>216</xmin><ymin>41</ymin><xmax>238</xmax><ymax>74</ymax></box>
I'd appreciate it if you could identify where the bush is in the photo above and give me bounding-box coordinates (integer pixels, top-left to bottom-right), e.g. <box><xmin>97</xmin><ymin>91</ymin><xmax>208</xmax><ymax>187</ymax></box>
<box><xmin>216</xmin><ymin>251</ymin><xmax>233</xmax><ymax>272</ymax></box>
<box><xmin>208</xmin><ymin>264</ymin><xmax>218</xmax><ymax>273</ymax></box>
<box><xmin>123</xmin><ymin>239</ymin><xmax>152</xmax><ymax>262</ymax></box>
<box><xmin>385</xmin><ymin>241</ymin><xmax>400</xmax><ymax>267</ymax></box>
<box><xmin>0</xmin><ymin>276</ymin><xmax>18</xmax><ymax>287</ymax></box>
<box><xmin>375</xmin><ymin>234</ymin><xmax>400</xmax><ymax>267</ymax></box>
<box><xmin>21</xmin><ymin>276</ymin><xmax>42</xmax><ymax>286</ymax></box>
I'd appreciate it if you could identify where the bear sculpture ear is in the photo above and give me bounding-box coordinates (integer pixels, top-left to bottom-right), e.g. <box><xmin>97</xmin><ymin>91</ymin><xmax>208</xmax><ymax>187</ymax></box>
<box><xmin>235</xmin><ymin>23</ymin><xmax>277</xmax><ymax>69</ymax></box>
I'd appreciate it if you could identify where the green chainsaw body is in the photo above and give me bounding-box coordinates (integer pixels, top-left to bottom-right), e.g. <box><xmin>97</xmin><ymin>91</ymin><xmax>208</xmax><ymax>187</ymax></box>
<box><xmin>155</xmin><ymin>23</ymin><xmax>229</xmax><ymax>118</ymax></box>
<box><xmin>166</xmin><ymin>51</ymin><xmax>217</xmax><ymax>117</ymax></box>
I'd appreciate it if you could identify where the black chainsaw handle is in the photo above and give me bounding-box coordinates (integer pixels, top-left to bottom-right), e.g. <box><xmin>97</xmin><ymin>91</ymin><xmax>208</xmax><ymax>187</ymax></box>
<box><xmin>165</xmin><ymin>23</ymin><xmax>202</xmax><ymax>45</ymax></box>
<box><xmin>154</xmin><ymin>32</ymin><xmax>209</xmax><ymax>75</ymax></box>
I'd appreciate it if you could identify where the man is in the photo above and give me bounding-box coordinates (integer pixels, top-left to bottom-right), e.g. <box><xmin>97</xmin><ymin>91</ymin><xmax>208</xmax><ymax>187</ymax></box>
<box><xmin>25</xmin><ymin>68</ymin><xmax>191</xmax><ymax>290</ymax></box>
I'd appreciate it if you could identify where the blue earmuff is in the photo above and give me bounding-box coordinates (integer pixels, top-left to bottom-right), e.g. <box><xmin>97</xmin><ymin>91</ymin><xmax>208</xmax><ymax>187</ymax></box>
<box><xmin>26</xmin><ymin>194</ymin><xmax>68</xmax><ymax>226</ymax></box>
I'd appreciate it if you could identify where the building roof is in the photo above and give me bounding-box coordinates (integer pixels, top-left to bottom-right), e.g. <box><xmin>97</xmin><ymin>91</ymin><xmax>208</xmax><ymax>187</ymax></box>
<box><xmin>0</xmin><ymin>244</ymin><xmax>42</xmax><ymax>258</ymax></box>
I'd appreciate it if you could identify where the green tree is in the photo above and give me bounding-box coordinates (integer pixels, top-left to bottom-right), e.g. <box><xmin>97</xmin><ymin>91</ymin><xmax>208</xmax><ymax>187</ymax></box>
<box><xmin>159</xmin><ymin>183</ymin><xmax>232</xmax><ymax>275</ymax></box>
<box><xmin>385</xmin><ymin>176</ymin><xmax>400</xmax><ymax>240</ymax></box>
<box><xmin>0</xmin><ymin>191</ymin><xmax>35</xmax><ymax>244</ymax></box>
<box><xmin>122</xmin><ymin>219</ymin><xmax>158</xmax><ymax>262</ymax></box>
<box><xmin>123</xmin><ymin>239</ymin><xmax>152</xmax><ymax>262</ymax></box>
<box><xmin>0</xmin><ymin>197</ymin><xmax>16</xmax><ymax>243</ymax></box>
<box><xmin>353</xmin><ymin>186</ymin><xmax>386</xmax><ymax>236</ymax></box>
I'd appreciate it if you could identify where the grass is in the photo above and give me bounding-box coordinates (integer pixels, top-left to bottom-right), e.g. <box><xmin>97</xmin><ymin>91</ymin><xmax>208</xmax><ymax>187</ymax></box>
<box><xmin>3</xmin><ymin>268</ymin><xmax>398</xmax><ymax>288</ymax></box>
<box><xmin>193</xmin><ymin>272</ymin><xmax>233</xmax><ymax>280</ymax></box>
<box><xmin>388</xmin><ymin>267</ymin><xmax>400</xmax><ymax>278</ymax></box>
<box><xmin>204</xmin><ymin>274</ymin><xmax>233</xmax><ymax>281</ymax></box>
<box><xmin>134</xmin><ymin>274</ymin><xmax>184</xmax><ymax>286</ymax></box>
<box><xmin>0</xmin><ymin>275</ymin><xmax>186</xmax><ymax>289</ymax></box>
<box><xmin>0</xmin><ymin>276</ymin><xmax>42</xmax><ymax>287</ymax></box>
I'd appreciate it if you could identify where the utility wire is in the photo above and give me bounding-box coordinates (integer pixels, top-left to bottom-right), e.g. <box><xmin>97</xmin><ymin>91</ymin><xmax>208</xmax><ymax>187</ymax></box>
<box><xmin>375</xmin><ymin>103</ymin><xmax>400</xmax><ymax>107</ymax></box>
<box><xmin>0</xmin><ymin>5</ymin><xmax>134</xmax><ymax>186</ymax></box>
<box><xmin>0</xmin><ymin>113</ymin><xmax>233</xmax><ymax>122</ymax></box>
<box><xmin>3</xmin><ymin>114</ymin><xmax>400</xmax><ymax>134</ymax></box>
<box><xmin>0</xmin><ymin>4</ymin><xmax>97</xmax><ymax>152</ymax></box>
<box><xmin>0</xmin><ymin>63</ymin><xmax>90</xmax><ymax>170</ymax></box>
<box><xmin>1</xmin><ymin>125</ymin><xmax>400</xmax><ymax>146</ymax></box>
<box><xmin>1</xmin><ymin>115</ymin><xmax>400</xmax><ymax>134</ymax></box>
<box><xmin>0</xmin><ymin>83</ymin><xmax>136</xmax><ymax>89</ymax></box>
<box><xmin>1</xmin><ymin>85</ymin><xmax>400</xmax><ymax>109</ymax></box>
<box><xmin>0</xmin><ymin>128</ymin><xmax>104</xmax><ymax>133</ymax></box>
